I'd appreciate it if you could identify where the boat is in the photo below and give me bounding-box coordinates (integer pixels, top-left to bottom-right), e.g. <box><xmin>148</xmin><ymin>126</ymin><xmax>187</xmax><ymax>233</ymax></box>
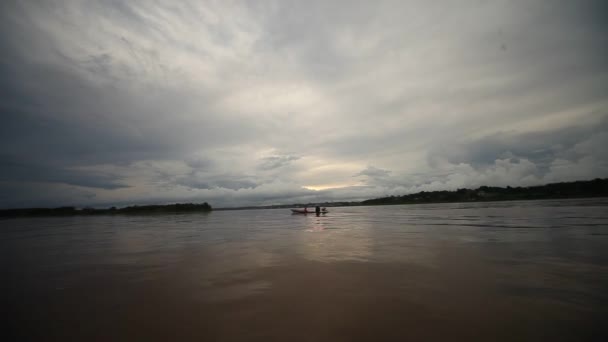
<box><xmin>291</xmin><ymin>208</ymin><xmax>328</xmax><ymax>214</ymax></box>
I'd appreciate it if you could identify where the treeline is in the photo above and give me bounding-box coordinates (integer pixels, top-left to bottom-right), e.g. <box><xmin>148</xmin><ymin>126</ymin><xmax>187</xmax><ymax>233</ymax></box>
<box><xmin>0</xmin><ymin>202</ymin><xmax>212</xmax><ymax>218</ymax></box>
<box><xmin>361</xmin><ymin>178</ymin><xmax>608</xmax><ymax>206</ymax></box>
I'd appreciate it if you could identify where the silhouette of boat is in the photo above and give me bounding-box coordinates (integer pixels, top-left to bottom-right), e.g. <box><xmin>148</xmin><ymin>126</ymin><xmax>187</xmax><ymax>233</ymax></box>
<box><xmin>290</xmin><ymin>208</ymin><xmax>328</xmax><ymax>214</ymax></box>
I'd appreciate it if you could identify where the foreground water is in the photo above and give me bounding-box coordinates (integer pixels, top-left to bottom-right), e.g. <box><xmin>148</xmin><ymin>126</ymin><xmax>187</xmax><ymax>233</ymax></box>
<box><xmin>3</xmin><ymin>198</ymin><xmax>608</xmax><ymax>341</ymax></box>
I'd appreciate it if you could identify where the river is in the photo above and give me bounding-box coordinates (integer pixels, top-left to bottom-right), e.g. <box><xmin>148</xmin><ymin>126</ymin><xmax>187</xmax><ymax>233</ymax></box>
<box><xmin>3</xmin><ymin>198</ymin><xmax>608</xmax><ymax>341</ymax></box>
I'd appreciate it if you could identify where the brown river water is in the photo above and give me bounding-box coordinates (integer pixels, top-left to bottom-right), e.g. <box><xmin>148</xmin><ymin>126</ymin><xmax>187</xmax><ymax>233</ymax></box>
<box><xmin>3</xmin><ymin>198</ymin><xmax>608</xmax><ymax>341</ymax></box>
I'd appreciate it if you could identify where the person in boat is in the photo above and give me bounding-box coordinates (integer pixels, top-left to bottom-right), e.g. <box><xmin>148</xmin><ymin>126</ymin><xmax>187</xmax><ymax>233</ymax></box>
<box><xmin>304</xmin><ymin>207</ymin><xmax>308</xmax><ymax>213</ymax></box>
<box><xmin>315</xmin><ymin>206</ymin><xmax>321</xmax><ymax>214</ymax></box>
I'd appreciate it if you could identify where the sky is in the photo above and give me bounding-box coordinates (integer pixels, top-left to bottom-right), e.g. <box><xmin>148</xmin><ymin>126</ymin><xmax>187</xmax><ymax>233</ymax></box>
<box><xmin>1</xmin><ymin>0</ymin><xmax>607</xmax><ymax>208</ymax></box>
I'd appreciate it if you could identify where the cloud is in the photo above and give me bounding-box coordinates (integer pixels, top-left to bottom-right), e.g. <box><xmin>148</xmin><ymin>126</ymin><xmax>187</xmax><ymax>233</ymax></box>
<box><xmin>355</xmin><ymin>166</ymin><xmax>391</xmax><ymax>178</ymax></box>
<box><xmin>177</xmin><ymin>174</ymin><xmax>259</xmax><ymax>191</ymax></box>
<box><xmin>184</xmin><ymin>157</ymin><xmax>214</xmax><ymax>171</ymax></box>
<box><xmin>413</xmin><ymin>121</ymin><xmax>608</xmax><ymax>191</ymax></box>
<box><xmin>0</xmin><ymin>156</ymin><xmax>128</xmax><ymax>190</ymax></box>
<box><xmin>0</xmin><ymin>0</ymin><xmax>607</xmax><ymax>208</ymax></box>
<box><xmin>0</xmin><ymin>181</ymin><xmax>98</xmax><ymax>209</ymax></box>
<box><xmin>428</xmin><ymin>119</ymin><xmax>608</xmax><ymax>171</ymax></box>
<box><xmin>258</xmin><ymin>155</ymin><xmax>300</xmax><ymax>170</ymax></box>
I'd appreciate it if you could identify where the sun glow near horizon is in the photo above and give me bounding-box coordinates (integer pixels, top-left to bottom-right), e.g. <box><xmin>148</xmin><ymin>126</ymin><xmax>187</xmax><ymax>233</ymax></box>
<box><xmin>303</xmin><ymin>182</ymin><xmax>363</xmax><ymax>191</ymax></box>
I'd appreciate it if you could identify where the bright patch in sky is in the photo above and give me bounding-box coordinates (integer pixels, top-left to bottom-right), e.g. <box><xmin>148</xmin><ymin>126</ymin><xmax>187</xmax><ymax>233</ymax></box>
<box><xmin>303</xmin><ymin>183</ymin><xmax>361</xmax><ymax>192</ymax></box>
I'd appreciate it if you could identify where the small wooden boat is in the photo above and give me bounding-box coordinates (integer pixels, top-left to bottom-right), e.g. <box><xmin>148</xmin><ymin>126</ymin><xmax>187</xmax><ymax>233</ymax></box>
<box><xmin>291</xmin><ymin>208</ymin><xmax>328</xmax><ymax>214</ymax></box>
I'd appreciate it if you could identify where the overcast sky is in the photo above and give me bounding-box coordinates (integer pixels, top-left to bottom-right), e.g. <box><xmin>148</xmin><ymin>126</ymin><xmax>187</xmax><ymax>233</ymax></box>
<box><xmin>1</xmin><ymin>0</ymin><xmax>607</xmax><ymax>208</ymax></box>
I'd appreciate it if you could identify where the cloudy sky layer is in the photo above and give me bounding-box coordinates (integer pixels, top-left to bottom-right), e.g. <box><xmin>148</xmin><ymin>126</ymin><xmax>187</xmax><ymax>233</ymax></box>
<box><xmin>1</xmin><ymin>0</ymin><xmax>607</xmax><ymax>208</ymax></box>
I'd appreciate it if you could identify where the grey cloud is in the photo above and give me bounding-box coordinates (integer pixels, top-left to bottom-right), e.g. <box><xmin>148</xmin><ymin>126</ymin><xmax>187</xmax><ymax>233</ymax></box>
<box><xmin>411</xmin><ymin>120</ymin><xmax>608</xmax><ymax>192</ymax></box>
<box><xmin>0</xmin><ymin>157</ymin><xmax>128</xmax><ymax>190</ymax></box>
<box><xmin>428</xmin><ymin>119</ymin><xmax>608</xmax><ymax>170</ymax></box>
<box><xmin>214</xmin><ymin>179</ymin><xmax>258</xmax><ymax>191</ymax></box>
<box><xmin>0</xmin><ymin>181</ymin><xmax>98</xmax><ymax>209</ymax></box>
<box><xmin>1</xmin><ymin>1</ymin><xmax>607</xmax><ymax>208</ymax></box>
<box><xmin>258</xmin><ymin>155</ymin><xmax>300</xmax><ymax>170</ymax></box>
<box><xmin>355</xmin><ymin>166</ymin><xmax>391</xmax><ymax>178</ymax></box>
<box><xmin>177</xmin><ymin>173</ymin><xmax>259</xmax><ymax>191</ymax></box>
<box><xmin>185</xmin><ymin>157</ymin><xmax>214</xmax><ymax>171</ymax></box>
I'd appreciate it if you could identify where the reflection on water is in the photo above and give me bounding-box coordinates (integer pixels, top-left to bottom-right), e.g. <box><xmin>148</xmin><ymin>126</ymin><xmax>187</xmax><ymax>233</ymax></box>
<box><xmin>300</xmin><ymin>214</ymin><xmax>373</xmax><ymax>262</ymax></box>
<box><xmin>3</xmin><ymin>198</ymin><xmax>608</xmax><ymax>341</ymax></box>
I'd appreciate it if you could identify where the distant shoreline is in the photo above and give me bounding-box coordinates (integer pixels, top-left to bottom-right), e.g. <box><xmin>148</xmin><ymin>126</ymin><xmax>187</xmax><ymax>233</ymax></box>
<box><xmin>216</xmin><ymin>178</ymin><xmax>608</xmax><ymax>210</ymax></box>
<box><xmin>0</xmin><ymin>202</ymin><xmax>212</xmax><ymax>218</ymax></box>
<box><xmin>2</xmin><ymin>178</ymin><xmax>607</xmax><ymax>217</ymax></box>
<box><xmin>216</xmin><ymin>194</ymin><xmax>608</xmax><ymax>211</ymax></box>
<box><xmin>359</xmin><ymin>178</ymin><xmax>608</xmax><ymax>206</ymax></box>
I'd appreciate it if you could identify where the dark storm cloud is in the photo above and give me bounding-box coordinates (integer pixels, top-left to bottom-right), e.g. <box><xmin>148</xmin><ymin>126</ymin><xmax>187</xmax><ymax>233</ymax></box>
<box><xmin>0</xmin><ymin>181</ymin><xmax>98</xmax><ymax>209</ymax></box>
<box><xmin>0</xmin><ymin>31</ymin><xmax>175</xmax><ymax>165</ymax></box>
<box><xmin>0</xmin><ymin>156</ymin><xmax>127</xmax><ymax>189</ymax></box>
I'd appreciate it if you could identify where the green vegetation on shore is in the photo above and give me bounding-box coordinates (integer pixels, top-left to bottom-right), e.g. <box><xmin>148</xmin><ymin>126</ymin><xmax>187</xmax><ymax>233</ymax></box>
<box><xmin>361</xmin><ymin>178</ymin><xmax>608</xmax><ymax>206</ymax></box>
<box><xmin>0</xmin><ymin>202</ymin><xmax>212</xmax><ymax>218</ymax></box>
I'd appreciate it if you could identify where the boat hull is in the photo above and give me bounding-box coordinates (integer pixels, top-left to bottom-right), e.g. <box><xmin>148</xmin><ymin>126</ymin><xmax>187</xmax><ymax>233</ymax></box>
<box><xmin>291</xmin><ymin>209</ymin><xmax>328</xmax><ymax>214</ymax></box>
